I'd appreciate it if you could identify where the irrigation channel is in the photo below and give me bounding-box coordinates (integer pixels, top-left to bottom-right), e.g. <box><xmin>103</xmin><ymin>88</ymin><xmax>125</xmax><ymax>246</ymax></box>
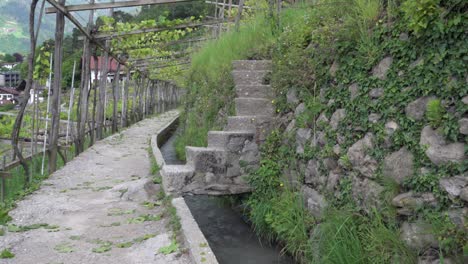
<box><xmin>160</xmin><ymin>129</ymin><xmax>294</xmax><ymax>264</ymax></box>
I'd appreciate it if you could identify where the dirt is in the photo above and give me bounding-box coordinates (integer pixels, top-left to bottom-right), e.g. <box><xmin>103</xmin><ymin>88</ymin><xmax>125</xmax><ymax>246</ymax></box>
<box><xmin>0</xmin><ymin>110</ymin><xmax>190</xmax><ymax>264</ymax></box>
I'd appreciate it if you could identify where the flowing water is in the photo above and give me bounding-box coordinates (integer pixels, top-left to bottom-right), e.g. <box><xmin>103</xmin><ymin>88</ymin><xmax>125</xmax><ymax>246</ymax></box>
<box><xmin>160</xmin><ymin>131</ymin><xmax>294</xmax><ymax>264</ymax></box>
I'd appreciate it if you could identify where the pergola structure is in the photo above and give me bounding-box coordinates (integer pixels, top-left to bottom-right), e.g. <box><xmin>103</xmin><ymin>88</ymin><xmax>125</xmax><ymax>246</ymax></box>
<box><xmin>10</xmin><ymin>0</ymin><xmax>248</xmax><ymax>178</ymax></box>
<box><xmin>12</xmin><ymin>0</ymin><xmax>250</xmax><ymax>179</ymax></box>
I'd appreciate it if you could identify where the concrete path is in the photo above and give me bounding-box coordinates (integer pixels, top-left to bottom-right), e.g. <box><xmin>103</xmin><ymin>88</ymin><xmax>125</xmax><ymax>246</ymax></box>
<box><xmin>0</xmin><ymin>110</ymin><xmax>191</xmax><ymax>264</ymax></box>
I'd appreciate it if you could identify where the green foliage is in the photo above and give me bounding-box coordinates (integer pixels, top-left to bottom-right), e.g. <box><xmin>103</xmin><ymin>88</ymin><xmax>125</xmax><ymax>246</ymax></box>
<box><xmin>0</xmin><ymin>104</ymin><xmax>14</xmax><ymax>112</ymax></box>
<box><xmin>265</xmin><ymin>190</ymin><xmax>314</xmax><ymax>259</ymax></box>
<box><xmin>310</xmin><ymin>207</ymin><xmax>366</xmax><ymax>264</ymax></box>
<box><xmin>91</xmin><ymin>240</ymin><xmax>113</xmax><ymax>253</ymax></box>
<box><xmin>162</xmin><ymin>195</ymin><xmax>181</xmax><ymax>234</ymax></box>
<box><xmin>99</xmin><ymin>14</ymin><xmax>199</xmax><ymax>82</ymax></box>
<box><xmin>158</xmin><ymin>240</ymin><xmax>179</xmax><ymax>255</ymax></box>
<box><xmin>426</xmin><ymin>99</ymin><xmax>445</xmax><ymax>128</ymax></box>
<box><xmin>54</xmin><ymin>242</ymin><xmax>74</xmax><ymax>253</ymax></box>
<box><xmin>233</xmin><ymin>0</ymin><xmax>468</xmax><ymax>261</ymax></box>
<box><xmin>363</xmin><ymin>210</ymin><xmax>416</xmax><ymax>264</ymax></box>
<box><xmin>0</xmin><ymin>249</ymin><xmax>14</xmax><ymax>259</ymax></box>
<box><xmin>116</xmin><ymin>241</ymin><xmax>133</xmax><ymax>248</ymax></box>
<box><xmin>33</xmin><ymin>44</ymin><xmax>52</xmax><ymax>84</ymax></box>
<box><xmin>127</xmin><ymin>214</ymin><xmax>161</xmax><ymax>224</ymax></box>
<box><xmin>426</xmin><ymin>211</ymin><xmax>468</xmax><ymax>257</ymax></box>
<box><xmin>401</xmin><ymin>0</ymin><xmax>442</xmax><ymax>35</ymax></box>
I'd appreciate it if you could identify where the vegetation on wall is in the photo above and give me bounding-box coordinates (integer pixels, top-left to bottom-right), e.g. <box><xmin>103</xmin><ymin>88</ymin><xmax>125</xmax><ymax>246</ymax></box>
<box><xmin>247</xmin><ymin>0</ymin><xmax>467</xmax><ymax>262</ymax></box>
<box><xmin>177</xmin><ymin>0</ymin><xmax>467</xmax><ymax>262</ymax></box>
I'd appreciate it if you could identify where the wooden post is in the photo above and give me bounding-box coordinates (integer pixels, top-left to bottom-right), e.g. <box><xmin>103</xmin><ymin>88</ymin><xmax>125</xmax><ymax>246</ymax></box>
<box><xmin>132</xmin><ymin>78</ymin><xmax>137</xmax><ymax>123</ymax></box>
<box><xmin>30</xmin><ymin>81</ymin><xmax>37</xmax><ymax>157</ymax></box>
<box><xmin>0</xmin><ymin>156</ymin><xmax>6</xmax><ymax>202</ymax></box>
<box><xmin>121</xmin><ymin>76</ymin><xmax>125</xmax><ymax>127</ymax></box>
<box><xmin>235</xmin><ymin>0</ymin><xmax>245</xmax><ymax>31</ymax></box>
<box><xmin>112</xmin><ymin>62</ymin><xmax>121</xmax><ymax>133</ymax></box>
<box><xmin>90</xmin><ymin>53</ymin><xmax>99</xmax><ymax>145</ymax></box>
<box><xmin>41</xmin><ymin>55</ymin><xmax>53</xmax><ymax>176</ymax></box>
<box><xmin>76</xmin><ymin>0</ymin><xmax>95</xmax><ymax>154</ymax></box>
<box><xmin>48</xmin><ymin>0</ymin><xmax>66</xmax><ymax>173</ymax></box>
<box><xmin>122</xmin><ymin>70</ymin><xmax>130</xmax><ymax>127</ymax></box>
<box><xmin>137</xmin><ymin>78</ymin><xmax>144</xmax><ymax>120</ymax></box>
<box><xmin>96</xmin><ymin>54</ymin><xmax>107</xmax><ymax>140</ymax></box>
<box><xmin>277</xmin><ymin>0</ymin><xmax>282</xmax><ymax>27</ymax></box>
<box><xmin>219</xmin><ymin>0</ymin><xmax>226</xmax><ymax>33</ymax></box>
<box><xmin>66</xmin><ymin>60</ymin><xmax>76</xmax><ymax>145</ymax></box>
<box><xmin>213</xmin><ymin>0</ymin><xmax>219</xmax><ymax>37</ymax></box>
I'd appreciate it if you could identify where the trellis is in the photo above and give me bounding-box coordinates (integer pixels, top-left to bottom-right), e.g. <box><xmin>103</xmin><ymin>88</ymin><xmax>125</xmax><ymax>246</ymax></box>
<box><xmin>5</xmin><ymin>0</ymin><xmax>250</xmax><ymax>195</ymax></box>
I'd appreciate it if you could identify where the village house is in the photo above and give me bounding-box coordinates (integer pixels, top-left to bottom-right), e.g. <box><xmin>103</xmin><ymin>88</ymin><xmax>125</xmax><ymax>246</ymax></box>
<box><xmin>89</xmin><ymin>56</ymin><xmax>122</xmax><ymax>83</ymax></box>
<box><xmin>0</xmin><ymin>71</ymin><xmax>21</xmax><ymax>87</ymax></box>
<box><xmin>0</xmin><ymin>86</ymin><xmax>20</xmax><ymax>105</ymax></box>
<box><xmin>0</xmin><ymin>62</ymin><xmax>19</xmax><ymax>70</ymax></box>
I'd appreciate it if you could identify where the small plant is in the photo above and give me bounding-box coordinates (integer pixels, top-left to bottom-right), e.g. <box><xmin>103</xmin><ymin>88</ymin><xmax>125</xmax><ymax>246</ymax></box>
<box><xmin>107</xmin><ymin>208</ymin><xmax>135</xmax><ymax>216</ymax></box>
<box><xmin>54</xmin><ymin>243</ymin><xmax>74</xmax><ymax>253</ymax></box>
<box><xmin>0</xmin><ymin>209</ymin><xmax>11</xmax><ymax>225</ymax></box>
<box><xmin>426</xmin><ymin>211</ymin><xmax>468</xmax><ymax>256</ymax></box>
<box><xmin>116</xmin><ymin>242</ymin><xmax>133</xmax><ymax>248</ymax></box>
<box><xmin>133</xmin><ymin>234</ymin><xmax>156</xmax><ymax>243</ymax></box>
<box><xmin>92</xmin><ymin>241</ymin><xmax>113</xmax><ymax>253</ymax></box>
<box><xmin>127</xmin><ymin>214</ymin><xmax>161</xmax><ymax>224</ymax></box>
<box><xmin>426</xmin><ymin>99</ymin><xmax>445</xmax><ymax>128</ymax></box>
<box><xmin>339</xmin><ymin>155</ymin><xmax>352</xmax><ymax>169</ymax></box>
<box><xmin>152</xmin><ymin>176</ymin><xmax>162</xmax><ymax>184</ymax></box>
<box><xmin>0</xmin><ymin>249</ymin><xmax>14</xmax><ymax>259</ymax></box>
<box><xmin>158</xmin><ymin>240</ymin><xmax>179</xmax><ymax>255</ymax></box>
<box><xmin>142</xmin><ymin>201</ymin><xmax>162</xmax><ymax>209</ymax></box>
<box><xmin>401</xmin><ymin>0</ymin><xmax>442</xmax><ymax>35</ymax></box>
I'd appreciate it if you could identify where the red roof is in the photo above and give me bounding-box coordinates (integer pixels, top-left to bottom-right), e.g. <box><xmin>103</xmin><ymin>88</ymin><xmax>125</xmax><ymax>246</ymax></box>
<box><xmin>89</xmin><ymin>56</ymin><xmax>119</xmax><ymax>72</ymax></box>
<box><xmin>0</xmin><ymin>87</ymin><xmax>21</xmax><ymax>95</ymax></box>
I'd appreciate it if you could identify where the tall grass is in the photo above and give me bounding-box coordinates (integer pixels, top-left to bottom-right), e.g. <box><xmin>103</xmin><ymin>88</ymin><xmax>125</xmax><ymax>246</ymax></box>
<box><xmin>175</xmin><ymin>14</ymin><xmax>277</xmax><ymax>160</ymax></box>
<box><xmin>310</xmin><ymin>207</ymin><xmax>416</xmax><ymax>264</ymax></box>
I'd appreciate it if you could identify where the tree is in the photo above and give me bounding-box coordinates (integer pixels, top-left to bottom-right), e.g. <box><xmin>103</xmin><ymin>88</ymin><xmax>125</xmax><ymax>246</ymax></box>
<box><xmin>11</xmin><ymin>0</ymin><xmax>40</xmax><ymax>179</ymax></box>
<box><xmin>2</xmin><ymin>53</ymin><xmax>16</xmax><ymax>63</ymax></box>
<box><xmin>13</xmin><ymin>53</ymin><xmax>24</xmax><ymax>62</ymax></box>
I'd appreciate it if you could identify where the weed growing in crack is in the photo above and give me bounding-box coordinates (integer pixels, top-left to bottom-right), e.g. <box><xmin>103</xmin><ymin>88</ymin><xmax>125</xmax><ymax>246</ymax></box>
<box><xmin>0</xmin><ymin>249</ymin><xmax>14</xmax><ymax>259</ymax></box>
<box><xmin>54</xmin><ymin>243</ymin><xmax>74</xmax><ymax>253</ymax></box>
<box><xmin>158</xmin><ymin>240</ymin><xmax>179</xmax><ymax>255</ymax></box>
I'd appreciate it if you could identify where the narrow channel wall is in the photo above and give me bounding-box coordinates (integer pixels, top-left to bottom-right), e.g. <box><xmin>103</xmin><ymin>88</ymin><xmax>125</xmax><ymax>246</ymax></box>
<box><xmin>150</xmin><ymin>112</ymin><xmax>219</xmax><ymax>264</ymax></box>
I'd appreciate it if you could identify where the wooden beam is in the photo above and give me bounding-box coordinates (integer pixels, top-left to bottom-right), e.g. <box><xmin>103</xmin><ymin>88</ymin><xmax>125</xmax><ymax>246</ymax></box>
<box><xmin>134</xmin><ymin>60</ymin><xmax>190</xmax><ymax>68</ymax></box>
<box><xmin>128</xmin><ymin>51</ymin><xmax>191</xmax><ymax>62</ymax></box>
<box><xmin>204</xmin><ymin>1</ymin><xmax>252</xmax><ymax>9</ymax></box>
<box><xmin>137</xmin><ymin>60</ymin><xmax>190</xmax><ymax>69</ymax></box>
<box><xmin>114</xmin><ymin>37</ymin><xmax>212</xmax><ymax>51</ymax></box>
<box><xmin>93</xmin><ymin>20</ymin><xmax>227</xmax><ymax>39</ymax></box>
<box><xmin>46</xmin><ymin>0</ymin><xmax>197</xmax><ymax>14</ymax></box>
<box><xmin>45</xmin><ymin>0</ymin><xmax>148</xmax><ymax>75</ymax></box>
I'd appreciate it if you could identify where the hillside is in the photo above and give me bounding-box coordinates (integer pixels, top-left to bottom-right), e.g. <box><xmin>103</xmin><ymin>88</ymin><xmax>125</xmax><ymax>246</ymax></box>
<box><xmin>0</xmin><ymin>0</ymin><xmax>138</xmax><ymax>55</ymax></box>
<box><xmin>0</xmin><ymin>0</ymin><xmax>63</xmax><ymax>54</ymax></box>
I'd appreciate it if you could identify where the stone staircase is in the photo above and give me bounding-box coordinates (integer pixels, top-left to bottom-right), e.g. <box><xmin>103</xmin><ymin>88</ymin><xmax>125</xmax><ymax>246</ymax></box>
<box><xmin>161</xmin><ymin>60</ymin><xmax>274</xmax><ymax>196</ymax></box>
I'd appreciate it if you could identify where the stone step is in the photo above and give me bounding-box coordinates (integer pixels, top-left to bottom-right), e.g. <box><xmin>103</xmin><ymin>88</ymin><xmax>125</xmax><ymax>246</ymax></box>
<box><xmin>232</xmin><ymin>60</ymin><xmax>272</xmax><ymax>71</ymax></box>
<box><xmin>207</xmin><ymin>131</ymin><xmax>255</xmax><ymax>151</ymax></box>
<box><xmin>232</xmin><ymin>70</ymin><xmax>269</xmax><ymax>86</ymax></box>
<box><xmin>235</xmin><ymin>98</ymin><xmax>274</xmax><ymax>116</ymax></box>
<box><xmin>186</xmin><ymin>146</ymin><xmax>227</xmax><ymax>174</ymax></box>
<box><xmin>225</xmin><ymin>116</ymin><xmax>271</xmax><ymax>132</ymax></box>
<box><xmin>160</xmin><ymin>165</ymin><xmax>195</xmax><ymax>195</ymax></box>
<box><xmin>236</xmin><ymin>85</ymin><xmax>273</xmax><ymax>99</ymax></box>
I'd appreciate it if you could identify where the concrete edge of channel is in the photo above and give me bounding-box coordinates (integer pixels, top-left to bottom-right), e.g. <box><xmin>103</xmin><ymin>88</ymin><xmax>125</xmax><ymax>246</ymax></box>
<box><xmin>150</xmin><ymin>111</ymin><xmax>219</xmax><ymax>264</ymax></box>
